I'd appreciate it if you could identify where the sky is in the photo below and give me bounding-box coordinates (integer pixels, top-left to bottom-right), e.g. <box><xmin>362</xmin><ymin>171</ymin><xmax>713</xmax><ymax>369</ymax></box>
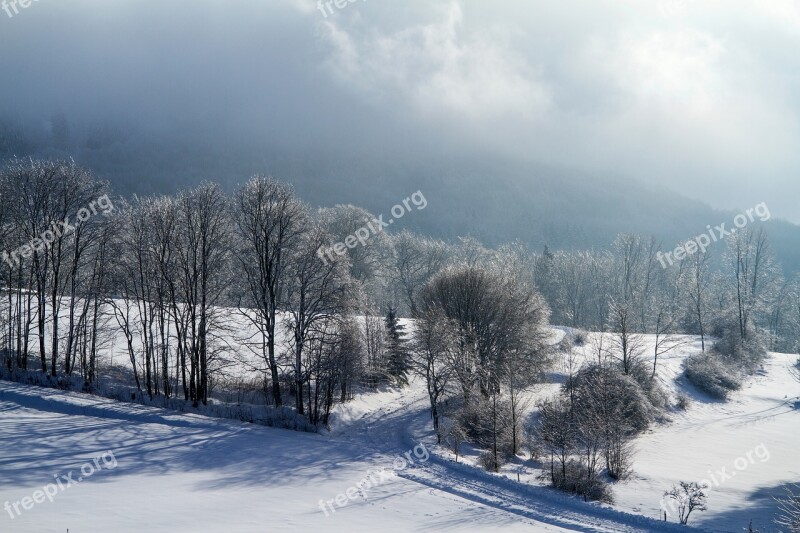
<box><xmin>1</xmin><ymin>0</ymin><xmax>799</xmax><ymax>222</ymax></box>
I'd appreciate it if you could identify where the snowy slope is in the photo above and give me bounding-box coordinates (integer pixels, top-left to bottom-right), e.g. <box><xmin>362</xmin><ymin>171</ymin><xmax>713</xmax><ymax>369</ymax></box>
<box><xmin>352</xmin><ymin>332</ymin><xmax>799</xmax><ymax>532</ymax></box>
<box><xmin>0</xmin><ymin>379</ymin><xmax>655</xmax><ymax>533</ymax></box>
<box><xmin>0</xmin><ymin>378</ymin><xmax>695</xmax><ymax>532</ymax></box>
<box><xmin>0</xmin><ymin>328</ymin><xmax>797</xmax><ymax>532</ymax></box>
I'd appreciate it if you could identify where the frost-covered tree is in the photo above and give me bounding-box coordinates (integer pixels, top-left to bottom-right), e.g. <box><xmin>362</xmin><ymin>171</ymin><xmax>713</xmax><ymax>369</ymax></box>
<box><xmin>360</xmin><ymin>300</ymin><xmax>387</xmax><ymax>387</ymax></box>
<box><xmin>682</xmin><ymin>251</ymin><xmax>712</xmax><ymax>352</ymax></box>
<box><xmin>664</xmin><ymin>481</ymin><xmax>707</xmax><ymax>525</ymax></box>
<box><xmin>537</xmin><ymin>396</ymin><xmax>576</xmax><ymax>484</ymax></box>
<box><xmin>777</xmin><ymin>486</ymin><xmax>800</xmax><ymax>532</ymax></box>
<box><xmin>388</xmin><ymin>230</ymin><xmax>450</xmax><ymax>316</ymax></box>
<box><xmin>233</xmin><ymin>176</ymin><xmax>307</xmax><ymax>407</ymax></box>
<box><xmin>318</xmin><ymin>204</ymin><xmax>390</xmax><ymax>299</ymax></box>
<box><xmin>417</xmin><ymin>264</ymin><xmax>550</xmax><ymax>400</ymax></box>
<box><xmin>410</xmin><ymin>307</ymin><xmax>454</xmax><ymax>436</ymax></box>
<box><xmin>285</xmin><ymin>223</ymin><xmax>353</xmax><ymax>415</ymax></box>
<box><xmin>723</xmin><ymin>227</ymin><xmax>781</xmax><ymax>343</ymax></box>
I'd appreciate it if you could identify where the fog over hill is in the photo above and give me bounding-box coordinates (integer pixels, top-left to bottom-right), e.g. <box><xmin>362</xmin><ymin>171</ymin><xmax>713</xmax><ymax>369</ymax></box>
<box><xmin>2</xmin><ymin>124</ymin><xmax>799</xmax><ymax>273</ymax></box>
<box><xmin>3</xmin><ymin>0</ymin><xmax>800</xmax><ymax>272</ymax></box>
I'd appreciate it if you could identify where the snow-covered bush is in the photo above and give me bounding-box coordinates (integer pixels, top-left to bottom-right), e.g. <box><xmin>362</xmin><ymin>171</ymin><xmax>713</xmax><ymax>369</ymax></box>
<box><xmin>550</xmin><ymin>459</ymin><xmax>613</xmax><ymax>503</ymax></box>
<box><xmin>663</xmin><ymin>481</ymin><xmax>707</xmax><ymax>525</ymax></box>
<box><xmin>557</xmin><ymin>335</ymin><xmax>573</xmax><ymax>353</ymax></box>
<box><xmin>604</xmin><ymin>432</ymin><xmax>634</xmax><ymax>481</ymax></box>
<box><xmin>571</xmin><ymin>329</ymin><xmax>588</xmax><ymax>347</ymax></box>
<box><xmin>624</xmin><ymin>358</ymin><xmax>669</xmax><ymax>410</ymax></box>
<box><xmin>675</xmin><ymin>393</ymin><xmax>691</xmax><ymax>411</ymax></box>
<box><xmin>262</xmin><ymin>406</ymin><xmax>317</xmax><ymax>432</ymax></box>
<box><xmin>684</xmin><ymin>353</ymin><xmax>742</xmax><ymax>400</ymax></box>
<box><xmin>571</xmin><ymin>364</ymin><xmax>657</xmax><ymax>433</ymax></box>
<box><xmin>0</xmin><ymin>367</ymin><xmax>318</xmax><ymax>432</ymax></box>
<box><xmin>777</xmin><ymin>486</ymin><xmax>800</xmax><ymax>532</ymax></box>
<box><xmin>440</xmin><ymin>417</ymin><xmax>468</xmax><ymax>463</ymax></box>
<box><xmin>454</xmin><ymin>395</ymin><xmax>517</xmax><ymax>470</ymax></box>
<box><xmin>479</xmin><ymin>450</ymin><xmax>506</xmax><ymax>472</ymax></box>
<box><xmin>712</xmin><ymin>321</ymin><xmax>768</xmax><ymax>372</ymax></box>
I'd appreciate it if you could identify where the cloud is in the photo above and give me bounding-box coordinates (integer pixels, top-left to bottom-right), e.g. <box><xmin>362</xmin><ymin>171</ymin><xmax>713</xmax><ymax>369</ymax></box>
<box><xmin>310</xmin><ymin>0</ymin><xmax>800</xmax><ymax>220</ymax></box>
<box><xmin>322</xmin><ymin>2</ymin><xmax>552</xmax><ymax>123</ymax></box>
<box><xmin>2</xmin><ymin>0</ymin><xmax>800</xmax><ymax>221</ymax></box>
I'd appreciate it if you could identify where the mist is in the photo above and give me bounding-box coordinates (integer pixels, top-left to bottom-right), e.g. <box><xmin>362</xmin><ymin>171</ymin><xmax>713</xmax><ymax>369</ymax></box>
<box><xmin>1</xmin><ymin>0</ymin><xmax>800</xmax><ymax>223</ymax></box>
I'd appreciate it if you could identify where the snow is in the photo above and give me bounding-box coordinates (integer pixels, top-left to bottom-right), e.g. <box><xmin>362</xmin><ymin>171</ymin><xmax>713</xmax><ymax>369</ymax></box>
<box><xmin>0</xmin><ymin>381</ymin><xmax>572</xmax><ymax>532</ymax></box>
<box><xmin>0</xmin><ymin>327</ymin><xmax>797</xmax><ymax>532</ymax></box>
<box><xmin>613</xmin><ymin>349</ymin><xmax>800</xmax><ymax>531</ymax></box>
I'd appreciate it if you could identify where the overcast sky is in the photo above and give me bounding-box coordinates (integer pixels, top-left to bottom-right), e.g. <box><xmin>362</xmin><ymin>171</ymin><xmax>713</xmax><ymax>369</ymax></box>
<box><xmin>2</xmin><ymin>0</ymin><xmax>799</xmax><ymax>222</ymax></box>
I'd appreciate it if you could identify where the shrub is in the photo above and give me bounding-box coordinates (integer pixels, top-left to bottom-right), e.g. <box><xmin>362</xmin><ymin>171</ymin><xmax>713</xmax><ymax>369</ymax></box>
<box><xmin>440</xmin><ymin>418</ymin><xmax>468</xmax><ymax>462</ymax></box>
<box><xmin>605</xmin><ymin>433</ymin><xmax>634</xmax><ymax>480</ymax></box>
<box><xmin>558</xmin><ymin>335</ymin><xmax>573</xmax><ymax>353</ymax></box>
<box><xmin>712</xmin><ymin>320</ymin><xmax>768</xmax><ymax>372</ymax></box>
<box><xmin>551</xmin><ymin>459</ymin><xmax>614</xmax><ymax>503</ymax></box>
<box><xmin>571</xmin><ymin>329</ymin><xmax>588</xmax><ymax>347</ymax></box>
<box><xmin>456</xmin><ymin>396</ymin><xmax>515</xmax><ymax>458</ymax></box>
<box><xmin>663</xmin><ymin>481</ymin><xmax>707</xmax><ymax>525</ymax></box>
<box><xmin>625</xmin><ymin>358</ymin><xmax>669</xmax><ymax>410</ymax></box>
<box><xmin>571</xmin><ymin>364</ymin><xmax>657</xmax><ymax>433</ymax></box>
<box><xmin>776</xmin><ymin>486</ymin><xmax>800</xmax><ymax>532</ymax></box>
<box><xmin>527</xmin><ymin>434</ymin><xmax>544</xmax><ymax>463</ymax></box>
<box><xmin>684</xmin><ymin>353</ymin><xmax>741</xmax><ymax>400</ymax></box>
<box><xmin>479</xmin><ymin>450</ymin><xmax>506</xmax><ymax>472</ymax></box>
<box><xmin>675</xmin><ymin>393</ymin><xmax>691</xmax><ymax>411</ymax></box>
<box><xmin>262</xmin><ymin>406</ymin><xmax>317</xmax><ymax>432</ymax></box>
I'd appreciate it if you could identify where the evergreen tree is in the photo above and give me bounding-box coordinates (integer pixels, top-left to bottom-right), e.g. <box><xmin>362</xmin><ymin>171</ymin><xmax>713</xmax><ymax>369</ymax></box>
<box><xmin>385</xmin><ymin>307</ymin><xmax>410</xmax><ymax>386</ymax></box>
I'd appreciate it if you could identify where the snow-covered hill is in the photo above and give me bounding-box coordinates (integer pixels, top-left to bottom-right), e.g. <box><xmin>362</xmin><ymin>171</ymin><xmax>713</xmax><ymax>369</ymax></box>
<box><xmin>0</xmin><ymin>330</ymin><xmax>797</xmax><ymax>532</ymax></box>
<box><xmin>0</xmin><ymin>378</ymin><xmax>681</xmax><ymax>532</ymax></box>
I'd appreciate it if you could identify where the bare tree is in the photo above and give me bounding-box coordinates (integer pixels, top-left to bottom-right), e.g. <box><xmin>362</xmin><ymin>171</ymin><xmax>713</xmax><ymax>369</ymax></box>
<box><xmin>724</xmin><ymin>227</ymin><xmax>781</xmax><ymax>342</ymax></box>
<box><xmin>177</xmin><ymin>184</ymin><xmax>231</xmax><ymax>405</ymax></box>
<box><xmin>390</xmin><ymin>230</ymin><xmax>449</xmax><ymax>316</ymax></box>
<box><xmin>651</xmin><ymin>259</ymin><xmax>687</xmax><ymax>377</ymax></box>
<box><xmin>664</xmin><ymin>481</ymin><xmax>707</xmax><ymax>525</ymax></box>
<box><xmin>417</xmin><ymin>264</ymin><xmax>550</xmax><ymax>400</ymax></box>
<box><xmin>777</xmin><ymin>486</ymin><xmax>800</xmax><ymax>532</ymax></box>
<box><xmin>284</xmin><ymin>224</ymin><xmax>353</xmax><ymax>415</ymax></box>
<box><xmin>233</xmin><ymin>176</ymin><xmax>307</xmax><ymax>406</ymax></box>
<box><xmin>684</xmin><ymin>251</ymin><xmax>712</xmax><ymax>352</ymax></box>
<box><xmin>608</xmin><ymin>300</ymin><xmax>646</xmax><ymax>375</ymax></box>
<box><xmin>537</xmin><ymin>396</ymin><xmax>576</xmax><ymax>484</ymax></box>
<box><xmin>410</xmin><ymin>307</ymin><xmax>454</xmax><ymax>436</ymax></box>
<box><xmin>360</xmin><ymin>299</ymin><xmax>386</xmax><ymax>387</ymax></box>
<box><xmin>418</xmin><ymin>263</ymin><xmax>551</xmax><ymax>470</ymax></box>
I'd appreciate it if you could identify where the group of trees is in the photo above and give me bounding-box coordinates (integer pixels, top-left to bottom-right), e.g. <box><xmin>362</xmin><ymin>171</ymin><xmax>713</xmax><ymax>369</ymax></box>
<box><xmin>538</xmin><ymin>230</ymin><xmax>797</xmax><ymax>359</ymax></box>
<box><xmin>0</xmin><ymin>160</ymin><xmax>412</xmax><ymax>423</ymax></box>
<box><xmin>1</xmin><ymin>157</ymin><xmax>798</xmax><ymax>530</ymax></box>
<box><xmin>1</xmin><ymin>159</ymin><xmax>797</xmax><ymax>522</ymax></box>
<box><xmin>537</xmin><ymin>230</ymin><xmax>800</xmax><ymax>403</ymax></box>
<box><xmin>0</xmin><ymin>159</ymin><xmax>112</xmax><ymax>383</ymax></box>
<box><xmin>411</xmin><ymin>263</ymin><xmax>551</xmax><ymax>471</ymax></box>
<box><xmin>532</xmin><ymin>335</ymin><xmax>666</xmax><ymax>502</ymax></box>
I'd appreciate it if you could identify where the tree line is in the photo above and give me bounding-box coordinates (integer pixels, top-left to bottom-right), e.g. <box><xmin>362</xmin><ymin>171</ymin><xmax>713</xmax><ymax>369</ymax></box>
<box><xmin>0</xmin><ymin>158</ymin><xmax>797</xmax><ymax>429</ymax></box>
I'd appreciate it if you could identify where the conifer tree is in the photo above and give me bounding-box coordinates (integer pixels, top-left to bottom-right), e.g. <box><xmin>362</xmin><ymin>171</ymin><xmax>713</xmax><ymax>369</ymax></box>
<box><xmin>385</xmin><ymin>307</ymin><xmax>409</xmax><ymax>386</ymax></box>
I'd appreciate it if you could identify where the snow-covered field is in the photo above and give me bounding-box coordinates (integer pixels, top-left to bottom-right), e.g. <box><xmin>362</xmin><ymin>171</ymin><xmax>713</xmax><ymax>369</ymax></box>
<box><xmin>0</xmin><ymin>328</ymin><xmax>798</xmax><ymax>532</ymax></box>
